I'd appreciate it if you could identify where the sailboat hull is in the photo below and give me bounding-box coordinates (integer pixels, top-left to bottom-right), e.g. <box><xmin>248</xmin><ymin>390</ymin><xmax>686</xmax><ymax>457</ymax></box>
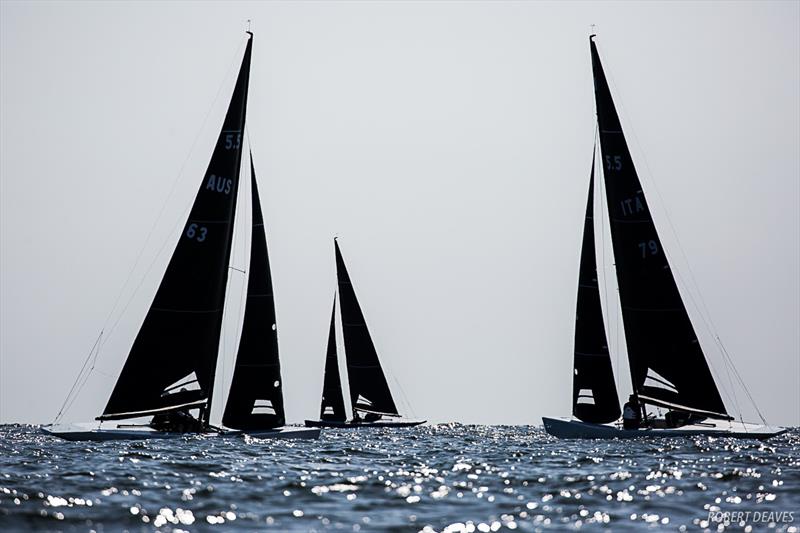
<box><xmin>42</xmin><ymin>423</ymin><xmax>320</xmax><ymax>441</ymax></box>
<box><xmin>542</xmin><ymin>417</ymin><xmax>786</xmax><ymax>440</ymax></box>
<box><xmin>235</xmin><ymin>427</ymin><xmax>321</xmax><ymax>440</ymax></box>
<box><xmin>304</xmin><ymin>419</ymin><xmax>425</xmax><ymax>429</ymax></box>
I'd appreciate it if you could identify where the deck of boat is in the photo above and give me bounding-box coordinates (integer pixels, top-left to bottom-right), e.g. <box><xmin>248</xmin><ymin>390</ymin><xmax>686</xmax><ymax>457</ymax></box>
<box><xmin>542</xmin><ymin>417</ymin><xmax>786</xmax><ymax>440</ymax></box>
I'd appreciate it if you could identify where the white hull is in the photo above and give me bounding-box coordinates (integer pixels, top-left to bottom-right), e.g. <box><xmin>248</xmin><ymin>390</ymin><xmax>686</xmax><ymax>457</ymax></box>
<box><xmin>42</xmin><ymin>422</ymin><xmax>320</xmax><ymax>441</ymax></box>
<box><xmin>304</xmin><ymin>418</ymin><xmax>425</xmax><ymax>429</ymax></box>
<box><xmin>542</xmin><ymin>417</ymin><xmax>786</xmax><ymax>440</ymax></box>
<box><xmin>237</xmin><ymin>427</ymin><xmax>321</xmax><ymax>440</ymax></box>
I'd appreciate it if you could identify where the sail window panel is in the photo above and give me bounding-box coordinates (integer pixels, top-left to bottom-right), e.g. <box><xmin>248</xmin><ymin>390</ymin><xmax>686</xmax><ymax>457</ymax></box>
<box><xmin>223</xmin><ymin>369</ymin><xmax>285</xmax><ymax>430</ymax></box>
<box><xmin>161</xmin><ymin>372</ymin><xmax>201</xmax><ymax>396</ymax></box>
<box><xmin>572</xmin><ymin>352</ymin><xmax>620</xmax><ymax>423</ymax></box>
<box><xmin>623</xmin><ymin>309</ymin><xmax>724</xmax><ymax>413</ymax></box>
<box><xmin>644</xmin><ymin>370</ymin><xmax>679</xmax><ymax>394</ymax></box>
<box><xmin>102</xmin><ymin>311</ymin><xmax>223</xmax><ymax>418</ymax></box>
<box><xmin>576</xmin><ymin>389</ymin><xmax>596</xmax><ymax>405</ymax></box>
<box><xmin>346</xmin><ymin>364</ymin><xmax>400</xmax><ymax>417</ymax></box>
<box><xmin>251</xmin><ymin>399</ymin><xmax>277</xmax><ymax>415</ymax></box>
<box><xmin>355</xmin><ymin>395</ymin><xmax>373</xmax><ymax>407</ymax></box>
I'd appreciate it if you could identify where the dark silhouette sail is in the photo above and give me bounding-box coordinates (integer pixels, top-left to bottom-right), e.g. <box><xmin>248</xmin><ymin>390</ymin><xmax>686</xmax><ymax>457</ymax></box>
<box><xmin>222</xmin><ymin>156</ymin><xmax>285</xmax><ymax>430</ymax></box>
<box><xmin>334</xmin><ymin>239</ymin><xmax>400</xmax><ymax>417</ymax></box>
<box><xmin>100</xmin><ymin>34</ymin><xmax>253</xmax><ymax>423</ymax></box>
<box><xmin>590</xmin><ymin>36</ymin><xmax>728</xmax><ymax>419</ymax></box>
<box><xmin>572</xmin><ymin>154</ymin><xmax>621</xmax><ymax>424</ymax></box>
<box><xmin>319</xmin><ymin>296</ymin><xmax>347</xmax><ymax>422</ymax></box>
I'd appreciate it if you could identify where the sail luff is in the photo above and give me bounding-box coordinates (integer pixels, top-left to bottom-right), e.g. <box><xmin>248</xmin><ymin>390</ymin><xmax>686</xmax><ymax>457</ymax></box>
<box><xmin>334</xmin><ymin>239</ymin><xmax>400</xmax><ymax>417</ymax></box>
<box><xmin>589</xmin><ymin>36</ymin><xmax>727</xmax><ymax>417</ymax></box>
<box><xmin>100</xmin><ymin>34</ymin><xmax>253</xmax><ymax>423</ymax></box>
<box><xmin>221</xmin><ymin>153</ymin><xmax>285</xmax><ymax>430</ymax></box>
<box><xmin>319</xmin><ymin>295</ymin><xmax>347</xmax><ymax>421</ymax></box>
<box><xmin>572</xmin><ymin>149</ymin><xmax>621</xmax><ymax>424</ymax></box>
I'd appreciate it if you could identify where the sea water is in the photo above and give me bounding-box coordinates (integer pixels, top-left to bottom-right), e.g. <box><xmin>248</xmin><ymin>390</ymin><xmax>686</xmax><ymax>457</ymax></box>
<box><xmin>0</xmin><ymin>424</ymin><xmax>797</xmax><ymax>531</ymax></box>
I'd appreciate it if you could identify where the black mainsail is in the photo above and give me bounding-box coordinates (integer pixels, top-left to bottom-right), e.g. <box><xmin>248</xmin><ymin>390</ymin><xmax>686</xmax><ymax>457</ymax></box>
<box><xmin>221</xmin><ymin>155</ymin><xmax>285</xmax><ymax>430</ymax></box>
<box><xmin>319</xmin><ymin>296</ymin><xmax>347</xmax><ymax>422</ymax></box>
<box><xmin>334</xmin><ymin>239</ymin><xmax>400</xmax><ymax>418</ymax></box>
<box><xmin>590</xmin><ymin>36</ymin><xmax>728</xmax><ymax>419</ymax></box>
<box><xmin>100</xmin><ymin>34</ymin><xmax>253</xmax><ymax>423</ymax></box>
<box><xmin>572</xmin><ymin>153</ymin><xmax>621</xmax><ymax>424</ymax></box>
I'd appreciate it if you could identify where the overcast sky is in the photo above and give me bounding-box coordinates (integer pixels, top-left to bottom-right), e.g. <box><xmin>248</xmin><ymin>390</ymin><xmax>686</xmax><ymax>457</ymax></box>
<box><xmin>1</xmin><ymin>1</ymin><xmax>798</xmax><ymax>427</ymax></box>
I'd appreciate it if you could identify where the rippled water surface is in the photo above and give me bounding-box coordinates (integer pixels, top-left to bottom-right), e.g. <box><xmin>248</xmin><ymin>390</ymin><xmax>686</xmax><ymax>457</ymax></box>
<box><xmin>1</xmin><ymin>424</ymin><xmax>798</xmax><ymax>531</ymax></box>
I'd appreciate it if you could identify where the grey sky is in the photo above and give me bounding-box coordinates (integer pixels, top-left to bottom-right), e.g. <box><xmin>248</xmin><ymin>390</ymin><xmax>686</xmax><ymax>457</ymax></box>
<box><xmin>1</xmin><ymin>1</ymin><xmax>798</xmax><ymax>427</ymax></box>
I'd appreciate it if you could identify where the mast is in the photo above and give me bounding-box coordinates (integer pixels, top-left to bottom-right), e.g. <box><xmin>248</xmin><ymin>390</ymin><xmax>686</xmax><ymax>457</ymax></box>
<box><xmin>572</xmin><ymin>148</ymin><xmax>621</xmax><ymax>424</ymax></box>
<box><xmin>589</xmin><ymin>36</ymin><xmax>729</xmax><ymax>419</ymax></box>
<box><xmin>319</xmin><ymin>295</ymin><xmax>347</xmax><ymax>421</ymax></box>
<box><xmin>100</xmin><ymin>33</ymin><xmax>253</xmax><ymax>424</ymax></box>
<box><xmin>221</xmin><ymin>153</ymin><xmax>285</xmax><ymax>430</ymax></box>
<box><xmin>334</xmin><ymin>239</ymin><xmax>400</xmax><ymax>418</ymax></box>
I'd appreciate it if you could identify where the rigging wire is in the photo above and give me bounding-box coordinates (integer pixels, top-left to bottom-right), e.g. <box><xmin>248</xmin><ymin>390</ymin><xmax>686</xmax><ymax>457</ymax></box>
<box><xmin>98</xmin><ymin>37</ymin><xmax>249</xmax><ymax>354</ymax></box>
<box><xmin>53</xmin><ymin>331</ymin><xmax>102</xmax><ymax>424</ymax></box>
<box><xmin>595</xmin><ymin>40</ymin><xmax>766</xmax><ymax>424</ymax></box>
<box><xmin>392</xmin><ymin>372</ymin><xmax>417</xmax><ymax>420</ymax></box>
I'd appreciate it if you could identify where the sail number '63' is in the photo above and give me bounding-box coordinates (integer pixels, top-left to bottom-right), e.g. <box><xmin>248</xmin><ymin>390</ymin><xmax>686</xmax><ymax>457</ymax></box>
<box><xmin>186</xmin><ymin>223</ymin><xmax>207</xmax><ymax>242</ymax></box>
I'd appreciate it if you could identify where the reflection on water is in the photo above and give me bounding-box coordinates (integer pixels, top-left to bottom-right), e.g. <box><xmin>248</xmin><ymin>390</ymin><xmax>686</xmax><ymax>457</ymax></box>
<box><xmin>0</xmin><ymin>424</ymin><xmax>798</xmax><ymax>531</ymax></box>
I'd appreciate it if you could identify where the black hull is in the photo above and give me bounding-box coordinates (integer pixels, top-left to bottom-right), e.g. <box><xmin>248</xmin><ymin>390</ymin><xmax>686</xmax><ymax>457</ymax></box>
<box><xmin>304</xmin><ymin>419</ymin><xmax>425</xmax><ymax>429</ymax></box>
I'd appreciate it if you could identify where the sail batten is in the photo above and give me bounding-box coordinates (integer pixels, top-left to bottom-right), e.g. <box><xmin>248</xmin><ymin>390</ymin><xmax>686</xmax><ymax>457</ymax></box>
<box><xmin>335</xmin><ymin>240</ymin><xmax>400</xmax><ymax>418</ymax></box>
<box><xmin>590</xmin><ymin>37</ymin><xmax>727</xmax><ymax>417</ymax></box>
<box><xmin>572</xmin><ymin>152</ymin><xmax>621</xmax><ymax>424</ymax></box>
<box><xmin>101</xmin><ymin>34</ymin><xmax>253</xmax><ymax>424</ymax></box>
<box><xmin>221</xmin><ymin>155</ymin><xmax>286</xmax><ymax>431</ymax></box>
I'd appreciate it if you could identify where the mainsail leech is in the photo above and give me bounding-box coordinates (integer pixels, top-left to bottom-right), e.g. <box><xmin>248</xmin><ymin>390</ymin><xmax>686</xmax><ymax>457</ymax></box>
<box><xmin>100</xmin><ymin>34</ymin><xmax>253</xmax><ymax>424</ymax></box>
<box><xmin>590</xmin><ymin>36</ymin><xmax>727</xmax><ymax>418</ymax></box>
<box><xmin>335</xmin><ymin>239</ymin><xmax>400</xmax><ymax>418</ymax></box>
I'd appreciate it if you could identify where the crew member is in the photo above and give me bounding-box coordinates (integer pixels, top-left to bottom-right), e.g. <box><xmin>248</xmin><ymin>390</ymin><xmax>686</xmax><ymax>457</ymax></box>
<box><xmin>622</xmin><ymin>394</ymin><xmax>642</xmax><ymax>430</ymax></box>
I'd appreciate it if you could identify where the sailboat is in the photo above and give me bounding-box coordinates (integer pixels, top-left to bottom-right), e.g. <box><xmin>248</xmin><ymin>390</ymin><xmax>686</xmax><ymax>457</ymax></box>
<box><xmin>542</xmin><ymin>36</ymin><xmax>786</xmax><ymax>440</ymax></box>
<box><xmin>305</xmin><ymin>239</ymin><xmax>425</xmax><ymax>429</ymax></box>
<box><xmin>44</xmin><ymin>32</ymin><xmax>319</xmax><ymax>441</ymax></box>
